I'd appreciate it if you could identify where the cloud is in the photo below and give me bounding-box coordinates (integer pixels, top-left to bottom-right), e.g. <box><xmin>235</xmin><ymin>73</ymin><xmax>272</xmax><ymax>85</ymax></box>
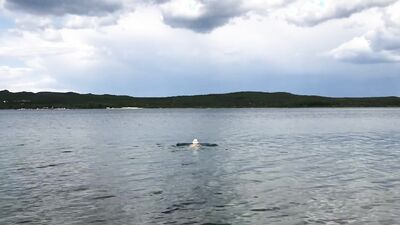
<box><xmin>284</xmin><ymin>0</ymin><xmax>397</xmax><ymax>26</ymax></box>
<box><xmin>368</xmin><ymin>27</ymin><xmax>400</xmax><ymax>51</ymax></box>
<box><xmin>5</xmin><ymin>0</ymin><xmax>397</xmax><ymax>33</ymax></box>
<box><xmin>0</xmin><ymin>65</ymin><xmax>63</xmax><ymax>92</ymax></box>
<box><xmin>4</xmin><ymin>0</ymin><xmax>122</xmax><ymax>16</ymax></box>
<box><xmin>63</xmin><ymin>14</ymin><xmax>120</xmax><ymax>29</ymax></box>
<box><xmin>330</xmin><ymin>1</ymin><xmax>400</xmax><ymax>64</ymax></box>
<box><xmin>330</xmin><ymin>37</ymin><xmax>399</xmax><ymax>63</ymax></box>
<box><xmin>368</xmin><ymin>1</ymin><xmax>400</xmax><ymax>51</ymax></box>
<box><xmin>0</xmin><ymin>44</ymin><xmax>81</xmax><ymax>58</ymax></box>
<box><xmin>157</xmin><ymin>0</ymin><xmax>300</xmax><ymax>33</ymax></box>
<box><xmin>158</xmin><ymin>0</ymin><xmax>400</xmax><ymax>32</ymax></box>
<box><xmin>0</xmin><ymin>65</ymin><xmax>32</xmax><ymax>79</ymax></box>
<box><xmin>1</xmin><ymin>0</ymin><xmax>400</xmax><ymax>96</ymax></box>
<box><xmin>160</xmin><ymin>0</ymin><xmax>246</xmax><ymax>33</ymax></box>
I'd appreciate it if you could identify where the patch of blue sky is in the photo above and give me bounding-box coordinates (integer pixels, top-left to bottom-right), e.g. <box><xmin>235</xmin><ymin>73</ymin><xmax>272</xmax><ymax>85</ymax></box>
<box><xmin>0</xmin><ymin>15</ymin><xmax>14</xmax><ymax>30</ymax></box>
<box><xmin>0</xmin><ymin>58</ymin><xmax>26</xmax><ymax>68</ymax></box>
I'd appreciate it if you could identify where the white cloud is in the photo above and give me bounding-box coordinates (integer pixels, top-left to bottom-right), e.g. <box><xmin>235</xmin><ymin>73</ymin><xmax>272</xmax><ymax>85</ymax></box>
<box><xmin>0</xmin><ymin>65</ymin><xmax>32</xmax><ymax>79</ymax></box>
<box><xmin>330</xmin><ymin>36</ymin><xmax>399</xmax><ymax>63</ymax></box>
<box><xmin>0</xmin><ymin>65</ymin><xmax>63</xmax><ymax>92</ymax></box>
<box><xmin>64</xmin><ymin>15</ymin><xmax>120</xmax><ymax>29</ymax></box>
<box><xmin>330</xmin><ymin>1</ymin><xmax>400</xmax><ymax>63</ymax></box>
<box><xmin>283</xmin><ymin>0</ymin><xmax>397</xmax><ymax>26</ymax></box>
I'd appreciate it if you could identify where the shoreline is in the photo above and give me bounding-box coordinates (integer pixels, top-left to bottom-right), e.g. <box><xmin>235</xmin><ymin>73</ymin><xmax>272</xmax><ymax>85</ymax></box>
<box><xmin>2</xmin><ymin>90</ymin><xmax>400</xmax><ymax>109</ymax></box>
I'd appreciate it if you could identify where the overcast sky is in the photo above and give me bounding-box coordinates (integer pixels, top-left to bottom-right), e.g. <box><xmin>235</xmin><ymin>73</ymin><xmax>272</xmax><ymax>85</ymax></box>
<box><xmin>0</xmin><ymin>0</ymin><xmax>399</xmax><ymax>97</ymax></box>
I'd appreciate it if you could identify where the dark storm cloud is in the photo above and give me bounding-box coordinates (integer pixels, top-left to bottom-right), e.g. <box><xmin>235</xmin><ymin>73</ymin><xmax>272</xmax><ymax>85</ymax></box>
<box><xmin>4</xmin><ymin>0</ymin><xmax>122</xmax><ymax>16</ymax></box>
<box><xmin>162</xmin><ymin>0</ymin><xmax>246</xmax><ymax>33</ymax></box>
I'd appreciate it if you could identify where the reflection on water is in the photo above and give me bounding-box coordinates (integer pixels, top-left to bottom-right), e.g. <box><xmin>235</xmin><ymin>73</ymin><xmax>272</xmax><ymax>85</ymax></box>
<box><xmin>1</xmin><ymin>108</ymin><xmax>400</xmax><ymax>224</ymax></box>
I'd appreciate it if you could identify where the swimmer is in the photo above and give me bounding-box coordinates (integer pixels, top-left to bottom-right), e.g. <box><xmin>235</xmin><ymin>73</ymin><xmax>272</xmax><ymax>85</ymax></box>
<box><xmin>175</xmin><ymin>139</ymin><xmax>218</xmax><ymax>148</ymax></box>
<box><xmin>189</xmin><ymin>139</ymin><xmax>200</xmax><ymax>148</ymax></box>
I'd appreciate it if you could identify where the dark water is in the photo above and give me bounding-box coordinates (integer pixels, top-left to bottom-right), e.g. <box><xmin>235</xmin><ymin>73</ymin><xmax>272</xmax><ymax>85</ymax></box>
<box><xmin>1</xmin><ymin>108</ymin><xmax>400</xmax><ymax>225</ymax></box>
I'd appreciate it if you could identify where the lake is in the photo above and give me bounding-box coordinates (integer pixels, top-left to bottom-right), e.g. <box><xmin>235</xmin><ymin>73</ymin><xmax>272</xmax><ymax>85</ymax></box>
<box><xmin>1</xmin><ymin>108</ymin><xmax>400</xmax><ymax>225</ymax></box>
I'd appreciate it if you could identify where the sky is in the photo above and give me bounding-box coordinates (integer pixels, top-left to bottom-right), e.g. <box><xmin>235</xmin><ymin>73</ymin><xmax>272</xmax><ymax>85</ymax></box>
<box><xmin>0</xmin><ymin>0</ymin><xmax>399</xmax><ymax>97</ymax></box>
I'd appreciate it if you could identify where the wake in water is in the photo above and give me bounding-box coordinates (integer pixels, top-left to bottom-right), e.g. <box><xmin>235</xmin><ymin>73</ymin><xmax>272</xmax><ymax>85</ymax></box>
<box><xmin>176</xmin><ymin>139</ymin><xmax>218</xmax><ymax>148</ymax></box>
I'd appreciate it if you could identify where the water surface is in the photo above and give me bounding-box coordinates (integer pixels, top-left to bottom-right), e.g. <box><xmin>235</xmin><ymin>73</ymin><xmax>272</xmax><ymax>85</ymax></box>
<box><xmin>1</xmin><ymin>108</ymin><xmax>400</xmax><ymax>225</ymax></box>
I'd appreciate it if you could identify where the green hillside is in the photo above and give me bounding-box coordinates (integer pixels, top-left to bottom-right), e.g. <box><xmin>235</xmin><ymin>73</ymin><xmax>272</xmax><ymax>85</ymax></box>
<box><xmin>1</xmin><ymin>90</ymin><xmax>400</xmax><ymax>109</ymax></box>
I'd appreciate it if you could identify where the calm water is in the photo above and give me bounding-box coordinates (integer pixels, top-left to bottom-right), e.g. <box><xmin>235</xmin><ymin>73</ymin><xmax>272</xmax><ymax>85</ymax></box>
<box><xmin>1</xmin><ymin>108</ymin><xmax>400</xmax><ymax>225</ymax></box>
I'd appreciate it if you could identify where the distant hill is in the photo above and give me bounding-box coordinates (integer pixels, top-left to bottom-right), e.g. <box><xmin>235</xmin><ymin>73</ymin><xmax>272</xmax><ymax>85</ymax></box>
<box><xmin>1</xmin><ymin>90</ymin><xmax>400</xmax><ymax>109</ymax></box>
